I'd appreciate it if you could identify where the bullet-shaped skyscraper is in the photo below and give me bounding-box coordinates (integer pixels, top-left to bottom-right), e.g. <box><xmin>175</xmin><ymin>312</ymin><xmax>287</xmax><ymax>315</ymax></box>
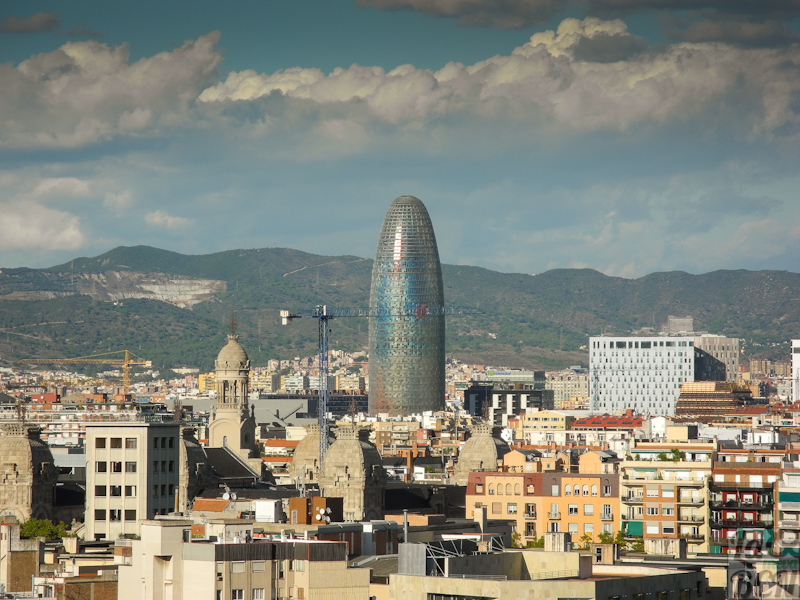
<box><xmin>369</xmin><ymin>196</ymin><xmax>445</xmax><ymax>415</ymax></box>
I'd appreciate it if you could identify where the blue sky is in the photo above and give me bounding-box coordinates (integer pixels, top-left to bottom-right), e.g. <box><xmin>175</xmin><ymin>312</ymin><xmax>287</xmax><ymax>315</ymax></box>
<box><xmin>1</xmin><ymin>0</ymin><xmax>798</xmax><ymax>277</ymax></box>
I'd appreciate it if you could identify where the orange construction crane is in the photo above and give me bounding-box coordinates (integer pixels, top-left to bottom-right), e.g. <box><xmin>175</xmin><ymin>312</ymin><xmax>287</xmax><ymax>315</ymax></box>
<box><xmin>18</xmin><ymin>350</ymin><xmax>152</xmax><ymax>396</ymax></box>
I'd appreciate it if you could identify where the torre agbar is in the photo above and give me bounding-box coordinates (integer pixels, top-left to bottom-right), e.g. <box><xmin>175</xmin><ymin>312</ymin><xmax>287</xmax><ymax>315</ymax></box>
<box><xmin>368</xmin><ymin>196</ymin><xmax>446</xmax><ymax>415</ymax></box>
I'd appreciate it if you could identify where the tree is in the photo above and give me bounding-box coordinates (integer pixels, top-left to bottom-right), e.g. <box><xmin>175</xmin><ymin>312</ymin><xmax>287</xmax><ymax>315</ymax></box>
<box><xmin>614</xmin><ymin>530</ymin><xmax>628</xmax><ymax>551</ymax></box>
<box><xmin>20</xmin><ymin>519</ymin><xmax>69</xmax><ymax>541</ymax></box>
<box><xmin>631</xmin><ymin>538</ymin><xmax>644</xmax><ymax>552</ymax></box>
<box><xmin>657</xmin><ymin>452</ymin><xmax>668</xmax><ymax>461</ymax></box>
<box><xmin>579</xmin><ymin>533</ymin><xmax>593</xmax><ymax>548</ymax></box>
<box><xmin>527</xmin><ymin>536</ymin><xmax>545</xmax><ymax>548</ymax></box>
<box><xmin>511</xmin><ymin>531</ymin><xmax>523</xmax><ymax>548</ymax></box>
<box><xmin>597</xmin><ymin>530</ymin><xmax>614</xmax><ymax>544</ymax></box>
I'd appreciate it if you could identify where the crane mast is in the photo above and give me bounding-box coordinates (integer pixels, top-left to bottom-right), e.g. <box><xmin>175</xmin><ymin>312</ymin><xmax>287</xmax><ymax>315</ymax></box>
<box><xmin>280</xmin><ymin>304</ymin><xmax>481</xmax><ymax>470</ymax></box>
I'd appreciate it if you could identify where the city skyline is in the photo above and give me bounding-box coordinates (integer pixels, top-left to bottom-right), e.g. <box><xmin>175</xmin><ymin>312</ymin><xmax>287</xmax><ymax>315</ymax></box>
<box><xmin>0</xmin><ymin>1</ymin><xmax>797</xmax><ymax>278</ymax></box>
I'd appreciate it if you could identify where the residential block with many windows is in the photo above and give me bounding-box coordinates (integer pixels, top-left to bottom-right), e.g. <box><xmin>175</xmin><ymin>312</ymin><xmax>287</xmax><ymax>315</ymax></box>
<box><xmin>85</xmin><ymin>422</ymin><xmax>180</xmax><ymax>540</ymax></box>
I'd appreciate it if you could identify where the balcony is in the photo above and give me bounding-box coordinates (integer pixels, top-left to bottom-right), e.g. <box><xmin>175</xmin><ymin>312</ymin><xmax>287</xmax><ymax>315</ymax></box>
<box><xmin>601</xmin><ymin>513</ymin><xmax>614</xmax><ymax>521</ymax></box>
<box><xmin>709</xmin><ymin>500</ymin><xmax>773</xmax><ymax>511</ymax></box>
<box><xmin>778</xmin><ymin>501</ymin><xmax>800</xmax><ymax>511</ymax></box>
<box><xmin>524</xmin><ymin>512</ymin><xmax>537</xmax><ymax>520</ymax></box>
<box><xmin>677</xmin><ymin>497</ymin><xmax>704</xmax><ymax>506</ymax></box>
<box><xmin>678</xmin><ymin>534</ymin><xmax>705</xmax><ymax>542</ymax></box>
<box><xmin>711</xmin><ymin>481</ymin><xmax>774</xmax><ymax>491</ymax></box>
<box><xmin>549</xmin><ymin>512</ymin><xmax>561</xmax><ymax>520</ymax></box>
<box><xmin>622</xmin><ymin>496</ymin><xmax>644</xmax><ymax>504</ymax></box>
<box><xmin>710</xmin><ymin>518</ymin><xmax>774</xmax><ymax>528</ymax></box>
<box><xmin>778</xmin><ymin>520</ymin><xmax>800</xmax><ymax>529</ymax></box>
<box><xmin>677</xmin><ymin>515</ymin><xmax>705</xmax><ymax>523</ymax></box>
<box><xmin>776</xmin><ymin>539</ymin><xmax>800</xmax><ymax>547</ymax></box>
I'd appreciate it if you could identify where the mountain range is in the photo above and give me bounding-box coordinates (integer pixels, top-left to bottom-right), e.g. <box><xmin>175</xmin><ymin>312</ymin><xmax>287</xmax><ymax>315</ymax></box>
<box><xmin>0</xmin><ymin>245</ymin><xmax>797</xmax><ymax>372</ymax></box>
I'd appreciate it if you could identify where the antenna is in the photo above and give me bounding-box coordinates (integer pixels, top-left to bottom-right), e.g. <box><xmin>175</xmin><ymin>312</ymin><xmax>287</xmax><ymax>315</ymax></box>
<box><xmin>230</xmin><ymin>311</ymin><xmax>237</xmax><ymax>335</ymax></box>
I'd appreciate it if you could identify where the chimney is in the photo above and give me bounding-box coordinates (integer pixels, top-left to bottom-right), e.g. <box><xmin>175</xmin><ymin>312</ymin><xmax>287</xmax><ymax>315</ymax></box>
<box><xmin>406</xmin><ymin>452</ymin><xmax>413</xmax><ymax>483</ymax></box>
<box><xmin>474</xmin><ymin>505</ymin><xmax>487</xmax><ymax>534</ymax></box>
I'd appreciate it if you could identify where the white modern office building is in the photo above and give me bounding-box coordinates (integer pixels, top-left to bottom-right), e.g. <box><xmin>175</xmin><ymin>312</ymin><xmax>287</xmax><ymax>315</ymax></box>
<box><xmin>589</xmin><ymin>336</ymin><xmax>696</xmax><ymax>416</ymax></box>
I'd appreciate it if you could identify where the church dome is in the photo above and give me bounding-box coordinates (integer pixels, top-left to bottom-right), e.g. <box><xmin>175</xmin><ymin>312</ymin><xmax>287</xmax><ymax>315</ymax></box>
<box><xmin>216</xmin><ymin>335</ymin><xmax>249</xmax><ymax>367</ymax></box>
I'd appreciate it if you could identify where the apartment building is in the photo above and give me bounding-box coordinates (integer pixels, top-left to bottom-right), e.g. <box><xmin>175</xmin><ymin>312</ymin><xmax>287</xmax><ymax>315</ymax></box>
<box><xmin>118</xmin><ymin>518</ymin><xmax>369</xmax><ymax>600</ymax></box>
<box><xmin>620</xmin><ymin>441</ymin><xmax>715</xmax><ymax>553</ymax></box>
<box><xmin>793</xmin><ymin>339</ymin><xmax>800</xmax><ymax>402</ymax></box>
<box><xmin>85</xmin><ymin>422</ymin><xmax>180</xmax><ymax>540</ymax></box>
<box><xmin>466</xmin><ymin>470</ymin><xmax>620</xmax><ymax>546</ymax></box>
<box><xmin>545</xmin><ymin>371</ymin><xmax>589</xmax><ymax>409</ymax></box>
<box><xmin>710</xmin><ymin>461</ymin><xmax>781</xmax><ymax>555</ymax></box>
<box><xmin>775</xmin><ymin>470</ymin><xmax>800</xmax><ymax>557</ymax></box>
<box><xmin>590</xmin><ymin>336</ymin><xmax>724</xmax><ymax>416</ymax></box>
<box><xmin>694</xmin><ymin>334</ymin><xmax>740</xmax><ymax>382</ymax></box>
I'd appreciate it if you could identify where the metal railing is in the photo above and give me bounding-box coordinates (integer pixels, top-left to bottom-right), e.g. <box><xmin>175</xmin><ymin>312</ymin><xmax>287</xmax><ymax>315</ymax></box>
<box><xmin>446</xmin><ymin>574</ymin><xmax>508</xmax><ymax>581</ymax></box>
<box><xmin>530</xmin><ymin>570</ymin><xmax>579</xmax><ymax>580</ymax></box>
<box><xmin>549</xmin><ymin>512</ymin><xmax>561</xmax><ymax>520</ymax></box>
<box><xmin>778</xmin><ymin>520</ymin><xmax>800</xmax><ymax>529</ymax></box>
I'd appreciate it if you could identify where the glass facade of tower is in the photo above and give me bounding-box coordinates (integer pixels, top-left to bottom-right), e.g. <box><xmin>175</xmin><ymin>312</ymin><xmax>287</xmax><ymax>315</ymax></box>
<box><xmin>369</xmin><ymin>196</ymin><xmax>445</xmax><ymax>415</ymax></box>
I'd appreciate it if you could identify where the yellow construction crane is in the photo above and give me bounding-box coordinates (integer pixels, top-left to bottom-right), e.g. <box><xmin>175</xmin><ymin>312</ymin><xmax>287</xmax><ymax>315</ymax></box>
<box><xmin>18</xmin><ymin>350</ymin><xmax>152</xmax><ymax>396</ymax></box>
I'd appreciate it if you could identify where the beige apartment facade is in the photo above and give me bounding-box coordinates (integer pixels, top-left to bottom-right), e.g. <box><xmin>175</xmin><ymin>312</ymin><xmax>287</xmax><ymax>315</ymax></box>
<box><xmin>85</xmin><ymin>422</ymin><xmax>180</xmax><ymax>541</ymax></box>
<box><xmin>620</xmin><ymin>441</ymin><xmax>715</xmax><ymax>553</ymax></box>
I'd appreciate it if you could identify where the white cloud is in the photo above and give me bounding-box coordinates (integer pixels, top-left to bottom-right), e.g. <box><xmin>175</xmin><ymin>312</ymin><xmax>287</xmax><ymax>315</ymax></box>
<box><xmin>1</xmin><ymin>32</ymin><xmax>222</xmax><ymax>148</ymax></box>
<box><xmin>103</xmin><ymin>190</ymin><xmax>133</xmax><ymax>210</ymax></box>
<box><xmin>33</xmin><ymin>177</ymin><xmax>91</xmax><ymax>197</ymax></box>
<box><xmin>0</xmin><ymin>202</ymin><xmax>85</xmax><ymax>250</ymax></box>
<box><xmin>144</xmin><ymin>210</ymin><xmax>193</xmax><ymax>229</ymax></box>
<box><xmin>198</xmin><ymin>18</ymin><xmax>799</xmax><ymax>136</ymax></box>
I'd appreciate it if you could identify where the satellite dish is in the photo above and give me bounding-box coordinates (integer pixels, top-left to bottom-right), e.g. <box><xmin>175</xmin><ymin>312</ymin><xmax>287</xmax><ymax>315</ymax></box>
<box><xmin>325</xmin><ymin>516</ymin><xmax>331</xmax><ymax>523</ymax></box>
<box><xmin>319</xmin><ymin>508</ymin><xmax>325</xmax><ymax>514</ymax></box>
<box><xmin>315</xmin><ymin>514</ymin><xmax>322</xmax><ymax>521</ymax></box>
<box><xmin>326</xmin><ymin>508</ymin><xmax>332</xmax><ymax>514</ymax></box>
<box><xmin>222</xmin><ymin>492</ymin><xmax>230</xmax><ymax>500</ymax></box>
<box><xmin>231</xmin><ymin>493</ymin><xmax>237</xmax><ymax>501</ymax></box>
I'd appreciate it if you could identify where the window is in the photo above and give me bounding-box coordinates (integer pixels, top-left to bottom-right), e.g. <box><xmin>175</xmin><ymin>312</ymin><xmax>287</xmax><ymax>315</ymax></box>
<box><xmin>160</xmin><ymin>461</ymin><xmax>166</xmax><ymax>473</ymax></box>
<box><xmin>514</xmin><ymin>484</ymin><xmax>520</xmax><ymax>495</ymax></box>
<box><xmin>574</xmin><ymin>485</ymin><xmax>580</xmax><ymax>497</ymax></box>
<box><xmin>584</xmin><ymin>523</ymin><xmax>594</xmax><ymax>534</ymax></box>
<box><xmin>294</xmin><ymin>560</ymin><xmax>305</xmax><ymax>572</ymax></box>
<box><xmin>647</xmin><ymin>488</ymin><xmax>659</xmax><ymax>497</ymax></box>
<box><xmin>94</xmin><ymin>509</ymin><xmax>106</xmax><ymax>521</ymax></box>
<box><xmin>110</xmin><ymin>486</ymin><xmax>122</xmax><ymax>497</ymax></box>
<box><xmin>525</xmin><ymin>503</ymin><xmax>536</xmax><ymax>517</ymax></box>
<box><xmin>476</xmin><ymin>484</ymin><xmax>483</xmax><ymax>494</ymax></box>
<box><xmin>153</xmin><ymin>461</ymin><xmax>159</xmax><ymax>473</ymax></box>
<box><xmin>125</xmin><ymin>438</ymin><xmax>137</xmax><ymax>449</ymax></box>
<box><xmin>527</xmin><ymin>484</ymin><xmax>534</xmax><ymax>494</ymax></box>
<box><xmin>662</xmin><ymin>489</ymin><xmax>674</xmax><ymax>498</ymax></box>
<box><xmin>603</xmin><ymin>486</ymin><xmax>612</xmax><ymax>496</ymax></box>
<box><xmin>591</xmin><ymin>485</ymin><xmax>598</xmax><ymax>497</ymax></box>
<box><xmin>564</xmin><ymin>485</ymin><xmax>571</xmax><ymax>496</ymax></box>
<box><xmin>124</xmin><ymin>510</ymin><xmax>136</xmax><ymax>521</ymax></box>
<box><xmin>663</xmin><ymin>525</ymin><xmax>675</xmax><ymax>534</ymax></box>
<box><xmin>125</xmin><ymin>485</ymin><xmax>136</xmax><ymax>497</ymax></box>
<box><xmin>110</xmin><ymin>438</ymin><xmax>122</xmax><ymax>449</ymax></box>
<box><xmin>568</xmin><ymin>504</ymin><xmax>578</xmax><ymax>515</ymax></box>
<box><xmin>231</xmin><ymin>562</ymin><xmax>245</xmax><ymax>573</ymax></box>
<box><xmin>584</xmin><ymin>504</ymin><xmax>594</xmax><ymax>516</ymax></box>
<box><xmin>109</xmin><ymin>509</ymin><xmax>121</xmax><ymax>521</ymax></box>
<box><xmin>153</xmin><ymin>485</ymin><xmax>159</xmax><ymax>498</ymax></box>
<box><xmin>497</xmin><ymin>484</ymin><xmax>503</xmax><ymax>496</ymax></box>
<box><xmin>252</xmin><ymin>590</ymin><xmax>265</xmax><ymax>600</ymax></box>
<box><xmin>161</xmin><ymin>485</ymin><xmax>166</xmax><ymax>497</ymax></box>
<box><xmin>95</xmin><ymin>461</ymin><xmax>107</xmax><ymax>473</ymax></box>
<box><xmin>153</xmin><ymin>437</ymin><xmax>159</xmax><ymax>449</ymax></box>
<box><xmin>168</xmin><ymin>461</ymin><xmax>174</xmax><ymax>472</ymax></box>
<box><xmin>232</xmin><ymin>591</ymin><xmax>244</xmax><ymax>600</ymax></box>
<box><xmin>646</xmin><ymin>507</ymin><xmax>659</xmax><ymax>516</ymax></box>
<box><xmin>492</xmin><ymin>502</ymin><xmax>501</xmax><ymax>514</ymax></box>
<box><xmin>161</xmin><ymin>437</ymin><xmax>167</xmax><ymax>449</ymax></box>
<box><xmin>568</xmin><ymin>523</ymin><xmax>578</xmax><ymax>534</ymax></box>
<box><xmin>507</xmin><ymin>503</ymin><xmax>518</xmax><ymax>514</ymax></box>
<box><xmin>551</xmin><ymin>484</ymin><xmax>559</xmax><ymax>496</ymax></box>
<box><xmin>252</xmin><ymin>561</ymin><xmax>266</xmax><ymax>573</ymax></box>
<box><xmin>168</xmin><ymin>437</ymin><xmax>174</xmax><ymax>448</ymax></box>
<box><xmin>582</xmin><ymin>485</ymin><xmax>589</xmax><ymax>497</ymax></box>
<box><xmin>168</xmin><ymin>484</ymin><xmax>174</xmax><ymax>496</ymax></box>
<box><xmin>111</xmin><ymin>461</ymin><xmax>122</xmax><ymax>473</ymax></box>
<box><xmin>125</xmin><ymin>462</ymin><xmax>137</xmax><ymax>473</ymax></box>
<box><xmin>662</xmin><ymin>508</ymin><xmax>674</xmax><ymax>516</ymax></box>
<box><xmin>95</xmin><ymin>438</ymin><xmax>106</xmax><ymax>449</ymax></box>
<box><xmin>95</xmin><ymin>485</ymin><xmax>107</xmax><ymax>497</ymax></box>
<box><xmin>506</xmin><ymin>484</ymin><xmax>512</xmax><ymax>495</ymax></box>
<box><xmin>602</xmin><ymin>523</ymin><xmax>613</xmax><ymax>534</ymax></box>
<box><xmin>488</xmin><ymin>484</ymin><xmax>494</xmax><ymax>495</ymax></box>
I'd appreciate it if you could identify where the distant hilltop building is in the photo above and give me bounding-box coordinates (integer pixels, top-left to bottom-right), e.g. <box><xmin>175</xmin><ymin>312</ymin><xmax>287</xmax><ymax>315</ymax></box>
<box><xmin>661</xmin><ymin>315</ymin><xmax>694</xmax><ymax>335</ymax></box>
<box><xmin>368</xmin><ymin>195</ymin><xmax>445</xmax><ymax>415</ymax></box>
